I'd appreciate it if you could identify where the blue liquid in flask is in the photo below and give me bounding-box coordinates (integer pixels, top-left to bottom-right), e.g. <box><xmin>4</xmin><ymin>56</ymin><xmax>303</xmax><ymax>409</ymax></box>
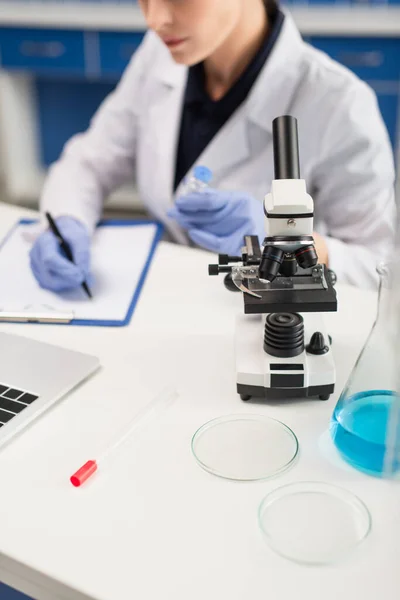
<box><xmin>331</xmin><ymin>390</ymin><xmax>399</xmax><ymax>477</ymax></box>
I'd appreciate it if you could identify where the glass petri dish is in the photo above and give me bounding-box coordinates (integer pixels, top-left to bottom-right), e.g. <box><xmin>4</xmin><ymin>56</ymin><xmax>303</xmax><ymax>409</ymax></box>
<box><xmin>191</xmin><ymin>414</ymin><xmax>299</xmax><ymax>481</ymax></box>
<box><xmin>258</xmin><ymin>481</ymin><xmax>372</xmax><ymax>565</ymax></box>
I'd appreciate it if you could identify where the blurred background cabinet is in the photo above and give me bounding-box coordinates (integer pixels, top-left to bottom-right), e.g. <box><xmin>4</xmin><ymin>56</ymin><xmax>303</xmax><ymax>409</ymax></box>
<box><xmin>0</xmin><ymin>2</ymin><xmax>398</xmax><ymax>210</ymax></box>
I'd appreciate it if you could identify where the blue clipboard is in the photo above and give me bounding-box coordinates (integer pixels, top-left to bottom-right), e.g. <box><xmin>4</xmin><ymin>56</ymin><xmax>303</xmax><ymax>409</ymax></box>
<box><xmin>0</xmin><ymin>218</ymin><xmax>163</xmax><ymax>328</ymax></box>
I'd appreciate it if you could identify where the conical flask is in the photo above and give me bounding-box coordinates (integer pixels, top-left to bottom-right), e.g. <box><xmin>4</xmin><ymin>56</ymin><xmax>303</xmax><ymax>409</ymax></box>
<box><xmin>331</xmin><ymin>262</ymin><xmax>400</xmax><ymax>477</ymax></box>
<box><xmin>385</xmin><ymin>257</ymin><xmax>400</xmax><ymax>478</ymax></box>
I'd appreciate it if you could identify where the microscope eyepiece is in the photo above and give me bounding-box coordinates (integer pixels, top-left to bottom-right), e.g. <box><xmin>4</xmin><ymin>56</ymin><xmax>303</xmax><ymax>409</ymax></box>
<box><xmin>272</xmin><ymin>116</ymin><xmax>300</xmax><ymax>180</ymax></box>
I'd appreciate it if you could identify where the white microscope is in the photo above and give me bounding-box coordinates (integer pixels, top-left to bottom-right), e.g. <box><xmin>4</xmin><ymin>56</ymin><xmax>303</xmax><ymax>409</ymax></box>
<box><xmin>209</xmin><ymin>115</ymin><xmax>337</xmax><ymax>402</ymax></box>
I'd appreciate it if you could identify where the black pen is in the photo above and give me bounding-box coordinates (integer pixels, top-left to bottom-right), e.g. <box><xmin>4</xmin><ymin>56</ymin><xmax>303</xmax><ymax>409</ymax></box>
<box><xmin>45</xmin><ymin>212</ymin><xmax>92</xmax><ymax>299</ymax></box>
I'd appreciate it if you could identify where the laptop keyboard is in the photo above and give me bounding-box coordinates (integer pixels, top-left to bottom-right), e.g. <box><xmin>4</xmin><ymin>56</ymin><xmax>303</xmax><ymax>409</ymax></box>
<box><xmin>0</xmin><ymin>384</ymin><xmax>39</xmax><ymax>427</ymax></box>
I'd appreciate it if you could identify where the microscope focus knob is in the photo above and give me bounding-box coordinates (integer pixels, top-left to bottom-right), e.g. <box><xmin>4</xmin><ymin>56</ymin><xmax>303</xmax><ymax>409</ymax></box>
<box><xmin>209</xmin><ymin>264</ymin><xmax>233</xmax><ymax>276</ymax></box>
<box><xmin>306</xmin><ymin>332</ymin><xmax>329</xmax><ymax>355</ymax></box>
<box><xmin>209</xmin><ymin>264</ymin><xmax>220</xmax><ymax>276</ymax></box>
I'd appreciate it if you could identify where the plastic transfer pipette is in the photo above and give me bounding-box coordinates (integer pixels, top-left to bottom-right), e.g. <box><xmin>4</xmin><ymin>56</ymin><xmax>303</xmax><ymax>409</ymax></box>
<box><xmin>70</xmin><ymin>386</ymin><xmax>178</xmax><ymax>487</ymax></box>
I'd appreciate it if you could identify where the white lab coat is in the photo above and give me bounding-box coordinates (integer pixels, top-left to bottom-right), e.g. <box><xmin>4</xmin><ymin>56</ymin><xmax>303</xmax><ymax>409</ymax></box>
<box><xmin>41</xmin><ymin>12</ymin><xmax>396</xmax><ymax>289</ymax></box>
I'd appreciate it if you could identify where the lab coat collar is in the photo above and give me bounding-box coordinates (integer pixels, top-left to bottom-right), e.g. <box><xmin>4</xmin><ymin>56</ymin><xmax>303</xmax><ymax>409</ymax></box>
<box><xmin>244</xmin><ymin>11</ymin><xmax>306</xmax><ymax>133</ymax></box>
<box><xmin>150</xmin><ymin>9</ymin><xmax>304</xmax><ymax>117</ymax></box>
<box><xmin>205</xmin><ymin>12</ymin><xmax>306</xmax><ymax>176</ymax></box>
<box><xmin>148</xmin><ymin>11</ymin><xmax>305</xmax><ymax>190</ymax></box>
<box><xmin>150</xmin><ymin>33</ymin><xmax>187</xmax><ymax>87</ymax></box>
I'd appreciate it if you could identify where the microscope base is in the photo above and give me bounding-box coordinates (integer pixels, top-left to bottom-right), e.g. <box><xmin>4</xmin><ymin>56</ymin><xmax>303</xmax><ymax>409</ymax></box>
<box><xmin>237</xmin><ymin>383</ymin><xmax>334</xmax><ymax>402</ymax></box>
<box><xmin>235</xmin><ymin>313</ymin><xmax>335</xmax><ymax>402</ymax></box>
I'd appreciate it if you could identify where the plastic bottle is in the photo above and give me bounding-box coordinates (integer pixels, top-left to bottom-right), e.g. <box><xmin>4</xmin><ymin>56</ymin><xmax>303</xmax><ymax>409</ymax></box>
<box><xmin>181</xmin><ymin>166</ymin><xmax>213</xmax><ymax>195</ymax></box>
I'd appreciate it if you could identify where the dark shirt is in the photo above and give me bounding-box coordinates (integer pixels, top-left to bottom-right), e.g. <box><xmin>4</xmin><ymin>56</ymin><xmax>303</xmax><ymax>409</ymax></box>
<box><xmin>173</xmin><ymin>7</ymin><xmax>285</xmax><ymax>191</ymax></box>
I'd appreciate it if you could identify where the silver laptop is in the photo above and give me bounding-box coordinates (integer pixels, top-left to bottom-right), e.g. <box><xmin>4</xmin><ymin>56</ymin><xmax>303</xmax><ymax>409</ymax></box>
<box><xmin>0</xmin><ymin>332</ymin><xmax>100</xmax><ymax>448</ymax></box>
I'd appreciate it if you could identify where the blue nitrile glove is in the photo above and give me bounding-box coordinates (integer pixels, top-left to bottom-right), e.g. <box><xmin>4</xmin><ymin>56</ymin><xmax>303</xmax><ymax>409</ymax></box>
<box><xmin>167</xmin><ymin>189</ymin><xmax>265</xmax><ymax>255</ymax></box>
<box><xmin>30</xmin><ymin>216</ymin><xmax>91</xmax><ymax>292</ymax></box>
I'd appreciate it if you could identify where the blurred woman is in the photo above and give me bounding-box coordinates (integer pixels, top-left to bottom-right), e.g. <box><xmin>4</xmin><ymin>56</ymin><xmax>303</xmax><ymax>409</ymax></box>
<box><xmin>30</xmin><ymin>0</ymin><xmax>395</xmax><ymax>291</ymax></box>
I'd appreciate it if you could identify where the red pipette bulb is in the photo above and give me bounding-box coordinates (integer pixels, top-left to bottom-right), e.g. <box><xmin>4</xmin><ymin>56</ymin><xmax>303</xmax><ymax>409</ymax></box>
<box><xmin>70</xmin><ymin>387</ymin><xmax>178</xmax><ymax>488</ymax></box>
<box><xmin>70</xmin><ymin>460</ymin><xmax>98</xmax><ymax>487</ymax></box>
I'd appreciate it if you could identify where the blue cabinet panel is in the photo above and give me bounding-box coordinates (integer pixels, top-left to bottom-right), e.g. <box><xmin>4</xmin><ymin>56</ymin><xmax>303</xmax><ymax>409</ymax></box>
<box><xmin>309</xmin><ymin>37</ymin><xmax>400</xmax><ymax>81</ymax></box>
<box><xmin>36</xmin><ymin>78</ymin><xmax>115</xmax><ymax>166</ymax></box>
<box><xmin>308</xmin><ymin>36</ymin><xmax>400</xmax><ymax>152</ymax></box>
<box><xmin>0</xmin><ymin>582</ymin><xmax>31</xmax><ymax>599</ymax></box>
<box><xmin>99</xmin><ymin>31</ymin><xmax>145</xmax><ymax>77</ymax></box>
<box><xmin>0</xmin><ymin>28</ymin><xmax>86</xmax><ymax>75</ymax></box>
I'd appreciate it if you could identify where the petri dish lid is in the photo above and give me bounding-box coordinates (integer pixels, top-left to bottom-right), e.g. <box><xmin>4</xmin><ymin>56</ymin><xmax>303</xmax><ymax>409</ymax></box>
<box><xmin>258</xmin><ymin>482</ymin><xmax>371</xmax><ymax>565</ymax></box>
<box><xmin>191</xmin><ymin>414</ymin><xmax>298</xmax><ymax>481</ymax></box>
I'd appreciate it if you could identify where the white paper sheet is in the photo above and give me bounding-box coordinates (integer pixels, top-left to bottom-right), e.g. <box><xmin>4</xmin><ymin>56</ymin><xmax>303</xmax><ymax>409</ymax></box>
<box><xmin>0</xmin><ymin>222</ymin><xmax>159</xmax><ymax>323</ymax></box>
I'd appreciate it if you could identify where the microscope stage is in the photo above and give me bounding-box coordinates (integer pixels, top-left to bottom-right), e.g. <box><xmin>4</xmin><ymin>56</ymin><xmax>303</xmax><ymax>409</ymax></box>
<box><xmin>242</xmin><ymin>265</ymin><xmax>337</xmax><ymax>314</ymax></box>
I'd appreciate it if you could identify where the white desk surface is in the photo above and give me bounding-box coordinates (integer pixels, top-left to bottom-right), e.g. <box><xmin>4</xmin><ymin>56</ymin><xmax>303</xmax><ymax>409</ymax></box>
<box><xmin>0</xmin><ymin>202</ymin><xmax>398</xmax><ymax>600</ymax></box>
